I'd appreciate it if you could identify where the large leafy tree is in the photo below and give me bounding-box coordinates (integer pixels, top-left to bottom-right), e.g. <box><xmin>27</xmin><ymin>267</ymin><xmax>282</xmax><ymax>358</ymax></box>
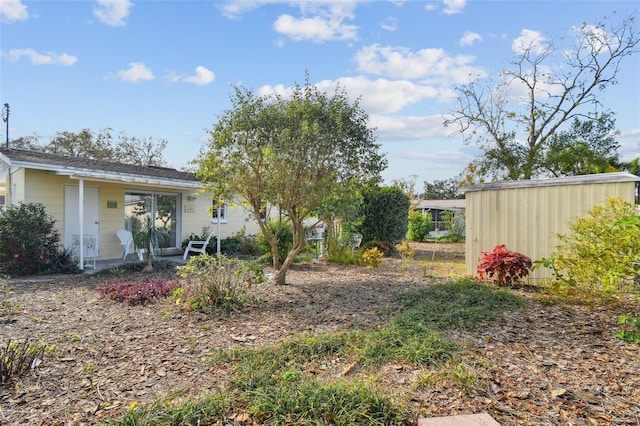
<box><xmin>445</xmin><ymin>14</ymin><xmax>638</xmax><ymax>181</ymax></box>
<box><xmin>9</xmin><ymin>129</ymin><xmax>167</xmax><ymax>166</ymax></box>
<box><xmin>422</xmin><ymin>177</ymin><xmax>464</xmax><ymax>200</ymax></box>
<box><xmin>195</xmin><ymin>78</ymin><xmax>386</xmax><ymax>285</ymax></box>
<box><xmin>542</xmin><ymin>113</ymin><xmax>620</xmax><ymax>177</ymax></box>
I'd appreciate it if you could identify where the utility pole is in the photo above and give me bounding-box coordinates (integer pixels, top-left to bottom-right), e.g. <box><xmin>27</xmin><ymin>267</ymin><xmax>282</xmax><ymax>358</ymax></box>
<box><xmin>1</xmin><ymin>103</ymin><xmax>8</xmax><ymax>149</ymax></box>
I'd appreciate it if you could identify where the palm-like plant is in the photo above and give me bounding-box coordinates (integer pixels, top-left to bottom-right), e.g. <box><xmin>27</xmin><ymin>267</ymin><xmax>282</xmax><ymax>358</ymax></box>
<box><xmin>133</xmin><ymin>216</ymin><xmax>170</xmax><ymax>272</ymax></box>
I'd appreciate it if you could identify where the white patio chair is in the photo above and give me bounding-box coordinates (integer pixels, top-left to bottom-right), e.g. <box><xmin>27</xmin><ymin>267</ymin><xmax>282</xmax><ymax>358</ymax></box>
<box><xmin>116</xmin><ymin>229</ymin><xmax>143</xmax><ymax>261</ymax></box>
<box><xmin>183</xmin><ymin>231</ymin><xmax>215</xmax><ymax>260</ymax></box>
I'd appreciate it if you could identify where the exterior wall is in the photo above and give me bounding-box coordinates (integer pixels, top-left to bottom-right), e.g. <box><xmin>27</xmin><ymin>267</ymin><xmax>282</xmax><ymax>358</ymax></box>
<box><xmin>16</xmin><ymin>169</ymin><xmax>262</xmax><ymax>261</ymax></box>
<box><xmin>465</xmin><ymin>179</ymin><xmax>638</xmax><ymax>282</ymax></box>
<box><xmin>181</xmin><ymin>194</ymin><xmax>265</xmax><ymax>242</ymax></box>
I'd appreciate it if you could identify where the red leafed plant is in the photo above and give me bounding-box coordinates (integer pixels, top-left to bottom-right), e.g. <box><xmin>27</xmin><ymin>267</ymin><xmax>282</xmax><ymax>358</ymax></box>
<box><xmin>477</xmin><ymin>244</ymin><xmax>532</xmax><ymax>286</ymax></box>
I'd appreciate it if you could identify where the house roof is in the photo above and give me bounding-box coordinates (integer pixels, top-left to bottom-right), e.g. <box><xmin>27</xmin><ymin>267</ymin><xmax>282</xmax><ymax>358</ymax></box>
<box><xmin>415</xmin><ymin>199</ymin><xmax>466</xmax><ymax>210</ymax></box>
<box><xmin>462</xmin><ymin>172</ymin><xmax>640</xmax><ymax>193</ymax></box>
<box><xmin>0</xmin><ymin>148</ymin><xmax>202</xmax><ymax>189</ymax></box>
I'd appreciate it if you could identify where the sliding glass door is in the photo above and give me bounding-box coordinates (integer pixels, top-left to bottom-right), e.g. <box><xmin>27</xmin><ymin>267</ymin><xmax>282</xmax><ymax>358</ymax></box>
<box><xmin>124</xmin><ymin>191</ymin><xmax>179</xmax><ymax>249</ymax></box>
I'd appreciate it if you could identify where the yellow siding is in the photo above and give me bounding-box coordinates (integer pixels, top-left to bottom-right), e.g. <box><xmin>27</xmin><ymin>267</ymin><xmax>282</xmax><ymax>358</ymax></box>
<box><xmin>466</xmin><ymin>180</ymin><xmax>637</xmax><ymax>282</ymax></box>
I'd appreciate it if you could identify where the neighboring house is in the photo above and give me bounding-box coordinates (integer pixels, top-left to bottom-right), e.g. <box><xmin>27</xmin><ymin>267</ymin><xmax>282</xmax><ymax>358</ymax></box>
<box><xmin>463</xmin><ymin>172</ymin><xmax>640</xmax><ymax>282</ymax></box>
<box><xmin>414</xmin><ymin>199</ymin><xmax>466</xmax><ymax>237</ymax></box>
<box><xmin>0</xmin><ymin>148</ymin><xmax>262</xmax><ymax>269</ymax></box>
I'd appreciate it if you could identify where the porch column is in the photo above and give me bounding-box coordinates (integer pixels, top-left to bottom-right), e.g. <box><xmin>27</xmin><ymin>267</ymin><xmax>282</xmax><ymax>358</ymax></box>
<box><xmin>78</xmin><ymin>179</ymin><xmax>84</xmax><ymax>271</ymax></box>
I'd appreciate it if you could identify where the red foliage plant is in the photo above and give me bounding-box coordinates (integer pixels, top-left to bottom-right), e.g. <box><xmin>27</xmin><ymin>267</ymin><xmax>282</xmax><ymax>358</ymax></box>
<box><xmin>477</xmin><ymin>244</ymin><xmax>532</xmax><ymax>286</ymax></box>
<box><xmin>98</xmin><ymin>278</ymin><xmax>181</xmax><ymax>305</ymax></box>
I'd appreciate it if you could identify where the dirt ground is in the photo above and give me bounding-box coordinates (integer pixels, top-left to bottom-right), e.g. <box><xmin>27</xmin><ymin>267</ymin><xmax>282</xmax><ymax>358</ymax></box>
<box><xmin>1</xmin><ymin>243</ymin><xmax>639</xmax><ymax>425</ymax></box>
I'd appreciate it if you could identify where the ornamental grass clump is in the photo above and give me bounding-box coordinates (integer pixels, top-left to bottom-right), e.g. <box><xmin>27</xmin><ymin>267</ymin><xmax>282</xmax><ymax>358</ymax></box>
<box><xmin>98</xmin><ymin>278</ymin><xmax>181</xmax><ymax>305</ymax></box>
<box><xmin>477</xmin><ymin>244</ymin><xmax>532</xmax><ymax>286</ymax></box>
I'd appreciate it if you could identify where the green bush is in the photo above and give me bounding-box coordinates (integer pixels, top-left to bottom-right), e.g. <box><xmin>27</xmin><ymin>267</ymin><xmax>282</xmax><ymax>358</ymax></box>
<box><xmin>0</xmin><ymin>203</ymin><xmax>79</xmax><ymax>277</ymax></box>
<box><xmin>256</xmin><ymin>220</ymin><xmax>293</xmax><ymax>264</ymax></box>
<box><xmin>177</xmin><ymin>254</ymin><xmax>264</xmax><ymax>313</ymax></box>
<box><xmin>358</xmin><ymin>186</ymin><xmax>410</xmax><ymax>250</ymax></box>
<box><xmin>407</xmin><ymin>210</ymin><xmax>433</xmax><ymax>242</ymax></box>
<box><xmin>534</xmin><ymin>197</ymin><xmax>640</xmax><ymax>299</ymax></box>
<box><xmin>442</xmin><ymin>210</ymin><xmax>465</xmax><ymax>243</ymax></box>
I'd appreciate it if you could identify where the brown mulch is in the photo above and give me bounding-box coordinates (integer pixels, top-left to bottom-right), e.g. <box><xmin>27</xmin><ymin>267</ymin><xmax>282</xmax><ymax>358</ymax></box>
<box><xmin>1</xmin><ymin>243</ymin><xmax>639</xmax><ymax>425</ymax></box>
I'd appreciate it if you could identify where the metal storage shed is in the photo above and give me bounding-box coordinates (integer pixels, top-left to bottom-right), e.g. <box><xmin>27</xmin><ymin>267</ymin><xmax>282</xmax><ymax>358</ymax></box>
<box><xmin>463</xmin><ymin>172</ymin><xmax>640</xmax><ymax>282</ymax></box>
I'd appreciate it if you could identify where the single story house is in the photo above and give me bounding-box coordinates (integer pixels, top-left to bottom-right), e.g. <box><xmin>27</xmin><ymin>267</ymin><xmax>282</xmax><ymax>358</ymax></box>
<box><xmin>414</xmin><ymin>199</ymin><xmax>466</xmax><ymax>237</ymax></box>
<box><xmin>0</xmin><ymin>148</ymin><xmax>262</xmax><ymax>269</ymax></box>
<box><xmin>463</xmin><ymin>172</ymin><xmax>640</xmax><ymax>282</ymax></box>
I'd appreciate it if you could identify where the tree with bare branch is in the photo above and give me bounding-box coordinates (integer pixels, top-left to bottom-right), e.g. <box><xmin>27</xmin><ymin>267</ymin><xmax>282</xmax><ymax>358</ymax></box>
<box><xmin>445</xmin><ymin>14</ymin><xmax>639</xmax><ymax>181</ymax></box>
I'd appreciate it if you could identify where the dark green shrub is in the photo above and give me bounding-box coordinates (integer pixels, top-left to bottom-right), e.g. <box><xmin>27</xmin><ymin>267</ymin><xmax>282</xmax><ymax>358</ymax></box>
<box><xmin>256</xmin><ymin>220</ymin><xmax>293</xmax><ymax>264</ymax></box>
<box><xmin>358</xmin><ymin>186</ymin><xmax>410</xmax><ymax>251</ymax></box>
<box><xmin>407</xmin><ymin>210</ymin><xmax>433</xmax><ymax>241</ymax></box>
<box><xmin>0</xmin><ymin>203</ymin><xmax>79</xmax><ymax>276</ymax></box>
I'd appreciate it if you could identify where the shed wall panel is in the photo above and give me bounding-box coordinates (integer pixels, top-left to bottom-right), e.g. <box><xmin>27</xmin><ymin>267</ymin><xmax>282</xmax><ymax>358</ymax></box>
<box><xmin>466</xmin><ymin>180</ymin><xmax>637</xmax><ymax>282</ymax></box>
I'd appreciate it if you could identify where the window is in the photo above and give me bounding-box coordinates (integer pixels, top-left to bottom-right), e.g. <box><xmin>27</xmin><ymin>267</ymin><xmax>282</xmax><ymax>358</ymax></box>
<box><xmin>211</xmin><ymin>201</ymin><xmax>227</xmax><ymax>222</ymax></box>
<box><xmin>125</xmin><ymin>191</ymin><xmax>180</xmax><ymax>248</ymax></box>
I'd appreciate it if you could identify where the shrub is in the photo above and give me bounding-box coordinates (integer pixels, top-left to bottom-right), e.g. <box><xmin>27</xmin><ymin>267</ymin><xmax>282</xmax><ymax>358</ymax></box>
<box><xmin>477</xmin><ymin>244</ymin><xmax>532</xmax><ymax>286</ymax></box>
<box><xmin>0</xmin><ymin>203</ymin><xmax>79</xmax><ymax>277</ymax></box>
<box><xmin>98</xmin><ymin>278</ymin><xmax>181</xmax><ymax>305</ymax></box>
<box><xmin>534</xmin><ymin>197</ymin><xmax>640</xmax><ymax>298</ymax></box>
<box><xmin>325</xmin><ymin>246</ymin><xmax>365</xmax><ymax>266</ymax></box>
<box><xmin>256</xmin><ymin>220</ymin><xmax>293</xmax><ymax>264</ymax></box>
<box><xmin>177</xmin><ymin>254</ymin><xmax>264</xmax><ymax>313</ymax></box>
<box><xmin>407</xmin><ymin>210</ymin><xmax>433</xmax><ymax>242</ymax></box>
<box><xmin>615</xmin><ymin>313</ymin><xmax>640</xmax><ymax>344</ymax></box>
<box><xmin>358</xmin><ymin>186</ymin><xmax>410</xmax><ymax>248</ymax></box>
<box><xmin>395</xmin><ymin>240</ymin><xmax>415</xmax><ymax>259</ymax></box>
<box><xmin>441</xmin><ymin>210</ymin><xmax>465</xmax><ymax>243</ymax></box>
<box><xmin>363</xmin><ymin>247</ymin><xmax>384</xmax><ymax>269</ymax></box>
<box><xmin>1</xmin><ymin>339</ymin><xmax>54</xmax><ymax>385</ymax></box>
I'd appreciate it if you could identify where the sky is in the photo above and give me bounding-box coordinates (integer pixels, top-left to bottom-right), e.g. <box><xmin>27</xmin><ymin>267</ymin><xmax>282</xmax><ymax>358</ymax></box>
<box><xmin>1</xmin><ymin>0</ymin><xmax>639</xmax><ymax>186</ymax></box>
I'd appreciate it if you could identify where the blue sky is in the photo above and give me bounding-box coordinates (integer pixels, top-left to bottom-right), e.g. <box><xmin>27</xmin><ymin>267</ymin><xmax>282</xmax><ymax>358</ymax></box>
<box><xmin>1</xmin><ymin>0</ymin><xmax>638</xmax><ymax>185</ymax></box>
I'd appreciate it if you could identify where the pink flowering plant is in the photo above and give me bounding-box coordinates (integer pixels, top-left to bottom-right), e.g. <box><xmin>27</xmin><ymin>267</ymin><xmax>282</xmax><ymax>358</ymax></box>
<box><xmin>0</xmin><ymin>203</ymin><xmax>78</xmax><ymax>277</ymax></box>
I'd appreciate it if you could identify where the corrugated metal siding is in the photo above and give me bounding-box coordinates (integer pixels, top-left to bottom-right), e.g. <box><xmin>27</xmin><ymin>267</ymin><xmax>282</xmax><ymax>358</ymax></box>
<box><xmin>466</xmin><ymin>180</ymin><xmax>637</xmax><ymax>282</ymax></box>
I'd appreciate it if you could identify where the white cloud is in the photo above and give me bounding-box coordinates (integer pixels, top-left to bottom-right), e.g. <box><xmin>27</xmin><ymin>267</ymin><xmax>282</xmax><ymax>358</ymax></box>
<box><xmin>442</xmin><ymin>0</ymin><xmax>466</xmax><ymax>15</ymax></box>
<box><xmin>183</xmin><ymin>66</ymin><xmax>216</xmax><ymax>86</ymax></box>
<box><xmin>116</xmin><ymin>62</ymin><xmax>154</xmax><ymax>82</ymax></box>
<box><xmin>424</xmin><ymin>3</ymin><xmax>438</xmax><ymax>11</ymax></box>
<box><xmin>94</xmin><ymin>0</ymin><xmax>133</xmax><ymax>27</ymax></box>
<box><xmin>260</xmin><ymin>76</ymin><xmax>441</xmax><ymax>115</ymax></box>
<box><xmin>8</xmin><ymin>48</ymin><xmax>77</xmax><ymax>65</ymax></box>
<box><xmin>459</xmin><ymin>31</ymin><xmax>481</xmax><ymax>47</ymax></box>
<box><xmin>618</xmin><ymin>129</ymin><xmax>640</xmax><ymax>161</ymax></box>
<box><xmin>370</xmin><ymin>114</ymin><xmax>453</xmax><ymax>140</ymax></box>
<box><xmin>355</xmin><ymin>44</ymin><xmax>485</xmax><ymax>84</ymax></box>
<box><xmin>512</xmin><ymin>28</ymin><xmax>547</xmax><ymax>55</ymax></box>
<box><xmin>381</xmin><ymin>16</ymin><xmax>398</xmax><ymax>32</ymax></box>
<box><xmin>273</xmin><ymin>2</ymin><xmax>359</xmax><ymax>42</ymax></box>
<box><xmin>219</xmin><ymin>0</ymin><xmax>281</xmax><ymax>19</ymax></box>
<box><xmin>0</xmin><ymin>0</ymin><xmax>28</xmax><ymax>23</ymax></box>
